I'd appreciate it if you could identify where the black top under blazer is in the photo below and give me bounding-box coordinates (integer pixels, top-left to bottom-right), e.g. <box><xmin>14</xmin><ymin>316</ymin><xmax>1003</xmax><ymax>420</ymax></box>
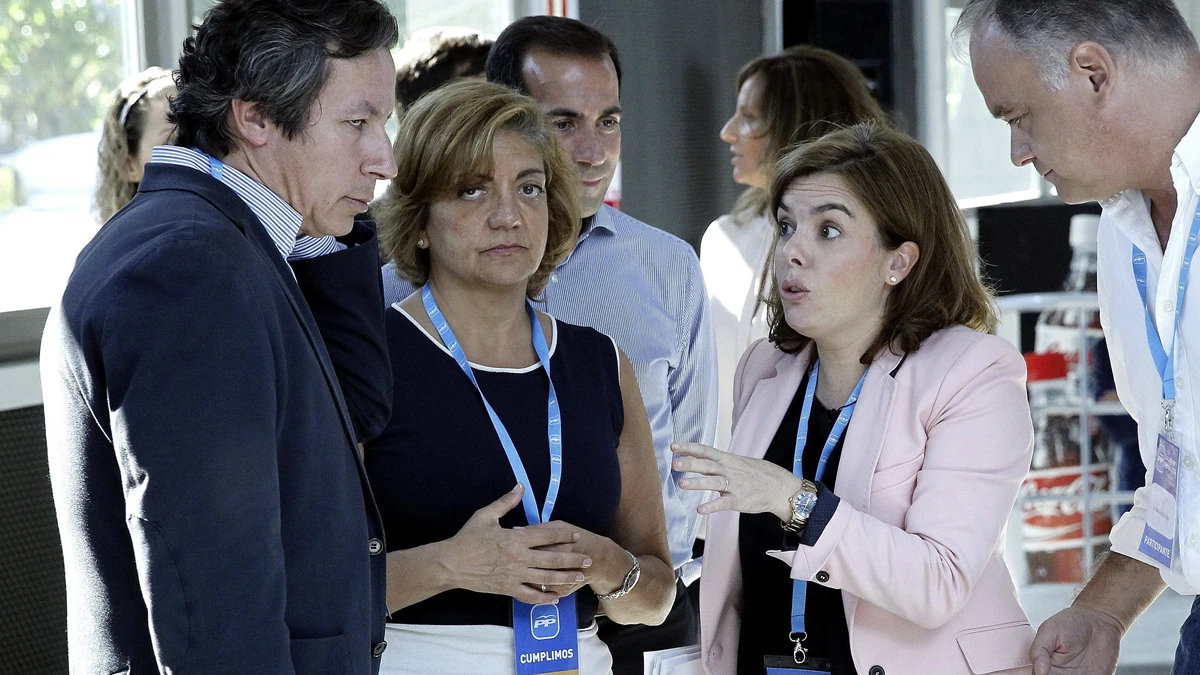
<box><xmin>41</xmin><ymin>163</ymin><xmax>392</xmax><ymax>675</ymax></box>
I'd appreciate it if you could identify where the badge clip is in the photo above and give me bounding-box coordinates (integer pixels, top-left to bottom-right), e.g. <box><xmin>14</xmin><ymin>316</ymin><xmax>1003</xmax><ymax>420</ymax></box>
<box><xmin>789</xmin><ymin>631</ymin><xmax>808</xmax><ymax>664</ymax></box>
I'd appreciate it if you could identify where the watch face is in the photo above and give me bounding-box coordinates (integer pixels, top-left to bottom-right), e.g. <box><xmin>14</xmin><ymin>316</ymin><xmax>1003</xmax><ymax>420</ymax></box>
<box><xmin>793</xmin><ymin>491</ymin><xmax>818</xmax><ymax>518</ymax></box>
<box><xmin>625</xmin><ymin>564</ymin><xmax>641</xmax><ymax>592</ymax></box>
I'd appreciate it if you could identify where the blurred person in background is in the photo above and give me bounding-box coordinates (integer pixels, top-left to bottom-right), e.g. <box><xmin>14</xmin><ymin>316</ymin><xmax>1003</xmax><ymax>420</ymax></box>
<box><xmin>676</xmin><ymin>123</ymin><xmax>1035</xmax><ymax>675</ymax></box>
<box><xmin>369</xmin><ymin>80</ymin><xmax>674</xmax><ymax>675</ymax></box>
<box><xmin>383</xmin><ymin>17</ymin><xmax>719</xmax><ymax>672</ymax></box>
<box><xmin>94</xmin><ymin>66</ymin><xmax>175</xmax><ymax>222</ymax></box>
<box><xmin>960</xmin><ymin>1</ymin><xmax>1200</xmax><ymax>672</ymax></box>
<box><xmin>393</xmin><ymin>26</ymin><xmax>492</xmax><ymax>116</ymax></box>
<box><xmin>700</xmin><ymin>45</ymin><xmax>889</xmax><ymax>452</ymax></box>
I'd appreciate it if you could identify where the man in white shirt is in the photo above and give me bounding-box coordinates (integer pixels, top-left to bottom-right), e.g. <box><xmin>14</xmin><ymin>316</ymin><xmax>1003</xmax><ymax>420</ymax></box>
<box><xmin>959</xmin><ymin>1</ymin><xmax>1200</xmax><ymax>673</ymax></box>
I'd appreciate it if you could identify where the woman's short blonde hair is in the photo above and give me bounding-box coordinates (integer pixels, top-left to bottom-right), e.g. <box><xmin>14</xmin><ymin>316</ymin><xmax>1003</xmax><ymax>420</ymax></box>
<box><xmin>376</xmin><ymin>80</ymin><xmax>580</xmax><ymax>298</ymax></box>
<box><xmin>764</xmin><ymin>122</ymin><xmax>997</xmax><ymax>362</ymax></box>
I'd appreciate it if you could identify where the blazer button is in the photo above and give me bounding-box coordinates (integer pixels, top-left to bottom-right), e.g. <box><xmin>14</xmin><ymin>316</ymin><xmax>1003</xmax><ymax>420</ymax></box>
<box><xmin>869</xmin><ymin>666</ymin><xmax>884</xmax><ymax>675</ymax></box>
<box><xmin>368</xmin><ymin>538</ymin><xmax>384</xmax><ymax>555</ymax></box>
<box><xmin>372</xmin><ymin>640</ymin><xmax>388</xmax><ymax>657</ymax></box>
<box><xmin>815</xmin><ymin>571</ymin><xmax>830</xmax><ymax>583</ymax></box>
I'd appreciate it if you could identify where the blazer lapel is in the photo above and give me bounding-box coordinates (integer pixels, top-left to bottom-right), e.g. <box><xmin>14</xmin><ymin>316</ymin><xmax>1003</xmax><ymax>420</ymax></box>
<box><xmin>140</xmin><ymin>165</ymin><xmax>359</xmax><ymax>447</ymax></box>
<box><xmin>835</xmin><ymin>348</ymin><xmax>903</xmax><ymax>510</ymax></box>
<box><xmin>731</xmin><ymin>345</ymin><xmax>813</xmax><ymax>460</ymax></box>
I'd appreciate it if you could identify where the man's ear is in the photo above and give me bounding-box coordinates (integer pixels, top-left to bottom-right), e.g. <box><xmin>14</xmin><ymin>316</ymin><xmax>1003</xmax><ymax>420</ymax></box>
<box><xmin>227</xmin><ymin>99</ymin><xmax>272</xmax><ymax>148</ymax></box>
<box><xmin>1069</xmin><ymin>41</ymin><xmax>1116</xmax><ymax>96</ymax></box>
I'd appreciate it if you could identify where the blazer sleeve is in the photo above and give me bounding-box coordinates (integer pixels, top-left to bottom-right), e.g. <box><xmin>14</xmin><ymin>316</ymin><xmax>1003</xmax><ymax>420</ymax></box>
<box><xmin>289</xmin><ymin>217</ymin><xmax>393</xmax><ymax>442</ymax></box>
<box><xmin>103</xmin><ymin>238</ymin><xmax>296</xmax><ymax>672</ymax></box>
<box><xmin>775</xmin><ymin>336</ymin><xmax>1033</xmax><ymax>629</ymax></box>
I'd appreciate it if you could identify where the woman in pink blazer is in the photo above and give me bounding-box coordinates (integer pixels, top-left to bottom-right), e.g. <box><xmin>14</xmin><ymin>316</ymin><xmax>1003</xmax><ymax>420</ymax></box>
<box><xmin>673</xmin><ymin>122</ymin><xmax>1035</xmax><ymax>675</ymax></box>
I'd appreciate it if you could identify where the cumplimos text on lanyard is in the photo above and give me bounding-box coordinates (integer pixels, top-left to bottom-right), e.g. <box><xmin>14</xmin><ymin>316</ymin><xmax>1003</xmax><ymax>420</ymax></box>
<box><xmin>421</xmin><ymin>284</ymin><xmax>579</xmax><ymax>675</ymax></box>
<box><xmin>1132</xmin><ymin>203</ymin><xmax>1200</xmax><ymax>569</ymax></box>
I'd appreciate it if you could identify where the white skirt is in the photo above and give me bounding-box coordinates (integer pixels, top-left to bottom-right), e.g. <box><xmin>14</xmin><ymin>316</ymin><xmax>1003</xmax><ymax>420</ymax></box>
<box><xmin>379</xmin><ymin>621</ymin><xmax>614</xmax><ymax>675</ymax></box>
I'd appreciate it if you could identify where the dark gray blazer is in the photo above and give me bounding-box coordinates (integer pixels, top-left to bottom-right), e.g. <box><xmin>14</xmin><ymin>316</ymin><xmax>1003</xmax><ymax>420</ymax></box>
<box><xmin>42</xmin><ymin>163</ymin><xmax>392</xmax><ymax>674</ymax></box>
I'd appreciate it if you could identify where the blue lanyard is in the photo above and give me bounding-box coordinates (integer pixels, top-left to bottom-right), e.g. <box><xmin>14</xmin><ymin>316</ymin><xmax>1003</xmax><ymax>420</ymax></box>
<box><xmin>1132</xmin><ymin>203</ymin><xmax>1200</xmax><ymax>431</ymax></box>
<box><xmin>790</xmin><ymin>360</ymin><xmax>867</xmax><ymax>655</ymax></box>
<box><xmin>206</xmin><ymin>154</ymin><xmax>225</xmax><ymax>180</ymax></box>
<box><xmin>421</xmin><ymin>284</ymin><xmax>563</xmax><ymax>525</ymax></box>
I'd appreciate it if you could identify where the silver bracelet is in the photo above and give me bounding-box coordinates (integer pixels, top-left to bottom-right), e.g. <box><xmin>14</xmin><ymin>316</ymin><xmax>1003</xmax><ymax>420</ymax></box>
<box><xmin>595</xmin><ymin>550</ymin><xmax>641</xmax><ymax>600</ymax></box>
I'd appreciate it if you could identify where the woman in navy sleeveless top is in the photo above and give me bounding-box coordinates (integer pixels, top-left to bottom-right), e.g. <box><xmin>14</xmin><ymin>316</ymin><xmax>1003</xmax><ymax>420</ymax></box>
<box><xmin>366</xmin><ymin>81</ymin><xmax>676</xmax><ymax>674</ymax></box>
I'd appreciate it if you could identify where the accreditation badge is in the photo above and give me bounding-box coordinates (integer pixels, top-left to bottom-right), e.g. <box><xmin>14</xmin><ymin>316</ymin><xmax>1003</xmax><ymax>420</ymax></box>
<box><xmin>765</xmin><ymin>655</ymin><xmax>832</xmax><ymax>673</ymax></box>
<box><xmin>513</xmin><ymin>594</ymin><xmax>579</xmax><ymax>675</ymax></box>
<box><xmin>1139</xmin><ymin>433</ymin><xmax>1181</xmax><ymax>569</ymax></box>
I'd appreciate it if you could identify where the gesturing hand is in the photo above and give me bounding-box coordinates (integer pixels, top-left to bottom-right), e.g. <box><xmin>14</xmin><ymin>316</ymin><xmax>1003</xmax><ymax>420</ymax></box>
<box><xmin>672</xmin><ymin>441</ymin><xmax>803</xmax><ymax>521</ymax></box>
<box><xmin>1029</xmin><ymin>606</ymin><xmax>1122</xmax><ymax>675</ymax></box>
<box><xmin>445</xmin><ymin>484</ymin><xmax>592</xmax><ymax>605</ymax></box>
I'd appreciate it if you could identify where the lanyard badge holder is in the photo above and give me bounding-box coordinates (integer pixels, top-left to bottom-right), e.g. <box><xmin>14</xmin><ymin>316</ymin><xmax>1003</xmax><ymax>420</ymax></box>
<box><xmin>1132</xmin><ymin>208</ymin><xmax>1200</xmax><ymax>570</ymax></box>
<box><xmin>422</xmin><ymin>285</ymin><xmax>579</xmax><ymax>675</ymax></box>
<box><xmin>771</xmin><ymin>360</ymin><xmax>867</xmax><ymax>673</ymax></box>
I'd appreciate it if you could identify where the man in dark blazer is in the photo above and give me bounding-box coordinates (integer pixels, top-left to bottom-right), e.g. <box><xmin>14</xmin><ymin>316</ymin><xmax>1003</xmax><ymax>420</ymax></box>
<box><xmin>40</xmin><ymin>1</ymin><xmax>400</xmax><ymax>672</ymax></box>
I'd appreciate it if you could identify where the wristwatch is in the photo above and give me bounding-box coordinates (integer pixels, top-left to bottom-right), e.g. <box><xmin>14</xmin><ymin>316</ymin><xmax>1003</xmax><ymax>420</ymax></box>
<box><xmin>596</xmin><ymin>550</ymin><xmax>641</xmax><ymax>600</ymax></box>
<box><xmin>781</xmin><ymin>479</ymin><xmax>819</xmax><ymax>534</ymax></box>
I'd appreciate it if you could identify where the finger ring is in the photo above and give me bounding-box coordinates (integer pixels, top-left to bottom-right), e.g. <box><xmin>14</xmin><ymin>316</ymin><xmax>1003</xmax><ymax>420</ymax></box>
<box><xmin>540</xmin><ymin>584</ymin><xmax>547</xmax><ymax>593</ymax></box>
<box><xmin>720</xmin><ymin>476</ymin><xmax>730</xmax><ymax>493</ymax></box>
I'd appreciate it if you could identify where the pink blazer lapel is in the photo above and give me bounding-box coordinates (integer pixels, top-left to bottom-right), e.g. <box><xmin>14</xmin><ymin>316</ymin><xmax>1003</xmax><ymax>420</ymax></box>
<box><xmin>729</xmin><ymin>345</ymin><xmax>813</xmax><ymax>460</ymax></box>
<box><xmin>834</xmin><ymin>350</ymin><xmax>902</xmax><ymax>511</ymax></box>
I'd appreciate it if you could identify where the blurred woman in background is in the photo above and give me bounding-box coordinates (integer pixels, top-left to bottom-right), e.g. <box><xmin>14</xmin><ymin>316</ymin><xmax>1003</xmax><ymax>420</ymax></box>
<box><xmin>700</xmin><ymin>46</ymin><xmax>889</xmax><ymax>449</ymax></box>
<box><xmin>94</xmin><ymin>66</ymin><xmax>175</xmax><ymax>222</ymax></box>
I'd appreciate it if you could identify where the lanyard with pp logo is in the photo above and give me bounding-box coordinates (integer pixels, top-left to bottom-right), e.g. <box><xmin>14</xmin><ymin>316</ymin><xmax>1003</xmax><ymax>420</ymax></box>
<box><xmin>421</xmin><ymin>285</ymin><xmax>578</xmax><ymax>675</ymax></box>
<box><xmin>1131</xmin><ymin>204</ymin><xmax>1200</xmax><ymax>569</ymax></box>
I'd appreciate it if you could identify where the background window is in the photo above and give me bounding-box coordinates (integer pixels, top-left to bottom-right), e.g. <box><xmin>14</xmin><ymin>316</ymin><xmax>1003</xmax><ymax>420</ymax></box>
<box><xmin>0</xmin><ymin>0</ymin><xmax>132</xmax><ymax>314</ymax></box>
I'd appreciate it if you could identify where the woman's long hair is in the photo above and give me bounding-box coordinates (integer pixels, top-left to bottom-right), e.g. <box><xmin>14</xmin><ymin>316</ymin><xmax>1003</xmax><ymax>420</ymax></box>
<box><xmin>731</xmin><ymin>45</ymin><xmax>889</xmax><ymax>223</ymax></box>
<box><xmin>94</xmin><ymin>67</ymin><xmax>175</xmax><ymax>222</ymax></box>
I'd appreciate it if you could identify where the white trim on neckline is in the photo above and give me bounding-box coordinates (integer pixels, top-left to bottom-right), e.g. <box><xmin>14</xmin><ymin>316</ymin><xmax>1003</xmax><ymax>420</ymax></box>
<box><xmin>392</xmin><ymin>303</ymin><xmax>558</xmax><ymax>374</ymax></box>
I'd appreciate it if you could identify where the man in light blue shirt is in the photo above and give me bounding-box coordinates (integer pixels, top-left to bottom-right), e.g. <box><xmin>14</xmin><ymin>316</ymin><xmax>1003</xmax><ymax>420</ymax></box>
<box><xmin>382</xmin><ymin>15</ymin><xmax>717</xmax><ymax>672</ymax></box>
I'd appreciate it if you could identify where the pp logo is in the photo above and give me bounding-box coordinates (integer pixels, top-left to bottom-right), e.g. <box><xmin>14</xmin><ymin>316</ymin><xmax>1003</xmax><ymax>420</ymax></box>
<box><xmin>530</xmin><ymin>603</ymin><xmax>560</xmax><ymax>640</ymax></box>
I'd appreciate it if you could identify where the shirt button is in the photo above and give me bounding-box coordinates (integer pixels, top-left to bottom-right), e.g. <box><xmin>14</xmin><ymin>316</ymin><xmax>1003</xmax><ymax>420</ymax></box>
<box><xmin>1186</xmin><ymin>456</ymin><xmax>1195</xmax><ymax>469</ymax></box>
<box><xmin>1178</xmin><ymin>377</ymin><xmax>1186</xmax><ymax>389</ymax></box>
<box><xmin>372</xmin><ymin>640</ymin><xmax>387</xmax><ymax>658</ymax></box>
<box><xmin>1190</xmin><ymin>535</ymin><xmax>1198</xmax><ymax>548</ymax></box>
<box><xmin>1165</xmin><ymin>300</ymin><xmax>1175</xmax><ymax>312</ymax></box>
<box><xmin>815</xmin><ymin>571</ymin><xmax>830</xmax><ymax>583</ymax></box>
<box><xmin>551</xmin><ymin>274</ymin><xmax>559</xmax><ymax>283</ymax></box>
<box><xmin>368</xmin><ymin>538</ymin><xmax>383</xmax><ymax>556</ymax></box>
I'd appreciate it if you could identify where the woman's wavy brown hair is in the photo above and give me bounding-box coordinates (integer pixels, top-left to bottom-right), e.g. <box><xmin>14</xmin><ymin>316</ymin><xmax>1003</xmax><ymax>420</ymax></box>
<box><xmin>375</xmin><ymin>79</ymin><xmax>579</xmax><ymax>298</ymax></box>
<box><xmin>733</xmin><ymin>45</ymin><xmax>889</xmax><ymax>221</ymax></box>
<box><xmin>764</xmin><ymin>122</ymin><xmax>997</xmax><ymax>361</ymax></box>
<box><xmin>94</xmin><ymin>67</ymin><xmax>175</xmax><ymax>223</ymax></box>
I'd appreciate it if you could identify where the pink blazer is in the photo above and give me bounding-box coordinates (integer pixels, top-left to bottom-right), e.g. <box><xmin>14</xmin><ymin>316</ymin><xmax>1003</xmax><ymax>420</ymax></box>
<box><xmin>699</xmin><ymin>326</ymin><xmax>1035</xmax><ymax>675</ymax></box>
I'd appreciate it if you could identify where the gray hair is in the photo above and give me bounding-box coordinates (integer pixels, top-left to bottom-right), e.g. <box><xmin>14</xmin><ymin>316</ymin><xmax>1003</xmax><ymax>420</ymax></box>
<box><xmin>172</xmin><ymin>0</ymin><xmax>399</xmax><ymax>157</ymax></box>
<box><xmin>954</xmin><ymin>0</ymin><xmax>1198</xmax><ymax>89</ymax></box>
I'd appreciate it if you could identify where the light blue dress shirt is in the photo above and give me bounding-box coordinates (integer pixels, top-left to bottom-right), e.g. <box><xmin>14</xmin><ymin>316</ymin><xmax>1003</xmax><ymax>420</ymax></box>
<box><xmin>382</xmin><ymin>204</ymin><xmax>719</xmax><ymax>570</ymax></box>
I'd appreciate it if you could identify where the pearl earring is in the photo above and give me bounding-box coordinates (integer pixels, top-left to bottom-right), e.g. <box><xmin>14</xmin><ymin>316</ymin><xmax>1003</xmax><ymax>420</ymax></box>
<box><xmin>417</xmin><ymin>239</ymin><xmax>424</xmax><ymax>247</ymax></box>
<box><xmin>889</xmin><ymin>275</ymin><xmax>898</xmax><ymax>284</ymax></box>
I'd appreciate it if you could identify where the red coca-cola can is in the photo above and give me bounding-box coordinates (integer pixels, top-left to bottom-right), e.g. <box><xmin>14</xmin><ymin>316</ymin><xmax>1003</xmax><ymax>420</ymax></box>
<box><xmin>1021</xmin><ymin>465</ymin><xmax>1113</xmax><ymax>583</ymax></box>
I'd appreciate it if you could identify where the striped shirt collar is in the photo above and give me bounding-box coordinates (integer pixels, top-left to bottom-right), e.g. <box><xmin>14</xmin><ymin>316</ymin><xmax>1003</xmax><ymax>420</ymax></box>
<box><xmin>149</xmin><ymin>146</ymin><xmax>337</xmax><ymax>262</ymax></box>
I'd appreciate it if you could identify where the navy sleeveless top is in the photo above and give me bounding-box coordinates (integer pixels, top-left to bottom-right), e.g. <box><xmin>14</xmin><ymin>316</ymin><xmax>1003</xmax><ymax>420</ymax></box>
<box><xmin>366</xmin><ymin>305</ymin><xmax>625</xmax><ymax>629</ymax></box>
